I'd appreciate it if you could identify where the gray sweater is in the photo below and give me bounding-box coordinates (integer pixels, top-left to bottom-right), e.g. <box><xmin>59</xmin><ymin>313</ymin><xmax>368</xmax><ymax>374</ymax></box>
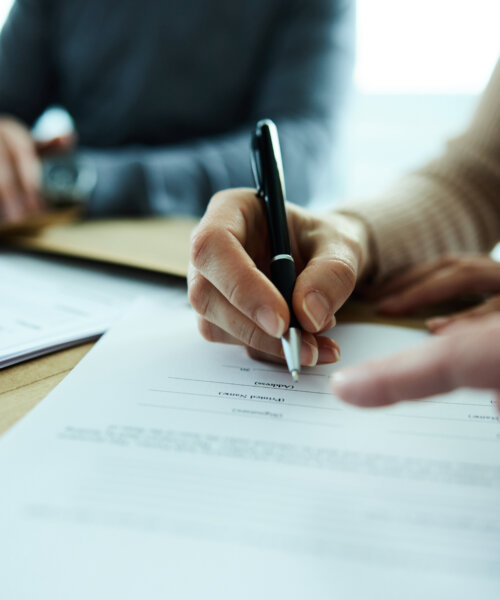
<box><xmin>0</xmin><ymin>0</ymin><xmax>354</xmax><ymax>216</ymax></box>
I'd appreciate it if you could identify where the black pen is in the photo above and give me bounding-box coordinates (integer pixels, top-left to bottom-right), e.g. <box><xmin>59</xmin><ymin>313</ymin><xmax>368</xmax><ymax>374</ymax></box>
<box><xmin>251</xmin><ymin>119</ymin><xmax>301</xmax><ymax>382</ymax></box>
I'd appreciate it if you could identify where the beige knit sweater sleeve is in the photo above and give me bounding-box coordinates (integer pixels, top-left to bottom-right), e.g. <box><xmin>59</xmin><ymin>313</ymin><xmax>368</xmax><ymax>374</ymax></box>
<box><xmin>339</xmin><ymin>58</ymin><xmax>500</xmax><ymax>281</ymax></box>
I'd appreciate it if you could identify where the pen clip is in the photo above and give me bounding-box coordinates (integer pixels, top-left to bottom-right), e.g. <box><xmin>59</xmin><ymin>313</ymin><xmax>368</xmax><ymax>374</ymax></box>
<box><xmin>250</xmin><ymin>129</ymin><xmax>265</xmax><ymax>198</ymax></box>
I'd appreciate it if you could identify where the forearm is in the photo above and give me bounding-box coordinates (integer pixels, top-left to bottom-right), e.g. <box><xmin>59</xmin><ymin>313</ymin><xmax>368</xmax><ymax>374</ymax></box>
<box><xmin>80</xmin><ymin>116</ymin><xmax>336</xmax><ymax>218</ymax></box>
<box><xmin>339</xmin><ymin>60</ymin><xmax>500</xmax><ymax>281</ymax></box>
<box><xmin>80</xmin><ymin>138</ymin><xmax>252</xmax><ymax>218</ymax></box>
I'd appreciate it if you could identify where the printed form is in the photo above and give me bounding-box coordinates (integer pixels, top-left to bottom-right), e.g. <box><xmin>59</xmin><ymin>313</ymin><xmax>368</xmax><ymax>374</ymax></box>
<box><xmin>0</xmin><ymin>251</ymin><xmax>169</xmax><ymax>367</ymax></box>
<box><xmin>0</xmin><ymin>292</ymin><xmax>499</xmax><ymax>599</ymax></box>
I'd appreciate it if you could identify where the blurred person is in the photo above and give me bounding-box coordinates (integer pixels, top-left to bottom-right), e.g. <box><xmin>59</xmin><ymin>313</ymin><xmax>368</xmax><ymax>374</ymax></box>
<box><xmin>187</xmin><ymin>57</ymin><xmax>500</xmax><ymax>409</ymax></box>
<box><xmin>0</xmin><ymin>0</ymin><xmax>355</xmax><ymax>224</ymax></box>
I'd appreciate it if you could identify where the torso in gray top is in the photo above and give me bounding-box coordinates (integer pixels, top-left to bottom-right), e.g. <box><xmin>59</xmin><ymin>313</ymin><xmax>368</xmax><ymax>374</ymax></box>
<box><xmin>0</xmin><ymin>0</ymin><xmax>355</xmax><ymax>215</ymax></box>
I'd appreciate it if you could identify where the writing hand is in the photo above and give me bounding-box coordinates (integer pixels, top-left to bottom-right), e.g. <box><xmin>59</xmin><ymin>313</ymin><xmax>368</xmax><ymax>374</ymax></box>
<box><xmin>188</xmin><ymin>189</ymin><xmax>371</xmax><ymax>367</ymax></box>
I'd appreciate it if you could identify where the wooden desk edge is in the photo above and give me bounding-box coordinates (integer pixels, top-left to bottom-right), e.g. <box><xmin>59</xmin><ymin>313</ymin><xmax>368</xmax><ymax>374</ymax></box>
<box><xmin>0</xmin><ymin>343</ymin><xmax>94</xmax><ymax>435</ymax></box>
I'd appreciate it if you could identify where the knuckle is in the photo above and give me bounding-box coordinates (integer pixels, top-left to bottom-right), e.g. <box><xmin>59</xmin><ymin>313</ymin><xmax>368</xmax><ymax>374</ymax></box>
<box><xmin>187</xmin><ymin>271</ymin><xmax>211</xmax><ymax>316</ymax></box>
<box><xmin>190</xmin><ymin>226</ymin><xmax>226</xmax><ymax>272</ymax></box>
<box><xmin>210</xmin><ymin>190</ymin><xmax>229</xmax><ymax>207</ymax></box>
<box><xmin>213</xmin><ymin>188</ymin><xmax>255</xmax><ymax>209</ymax></box>
<box><xmin>323</xmin><ymin>257</ymin><xmax>357</xmax><ymax>295</ymax></box>
<box><xmin>235</xmin><ymin>319</ymin><xmax>261</xmax><ymax>350</ymax></box>
<box><xmin>225</xmin><ymin>268</ymin><xmax>262</xmax><ymax>315</ymax></box>
<box><xmin>190</xmin><ymin>227</ymin><xmax>213</xmax><ymax>270</ymax></box>
<box><xmin>226</xmin><ymin>276</ymin><xmax>244</xmax><ymax>307</ymax></box>
<box><xmin>246</xmin><ymin>324</ymin><xmax>262</xmax><ymax>350</ymax></box>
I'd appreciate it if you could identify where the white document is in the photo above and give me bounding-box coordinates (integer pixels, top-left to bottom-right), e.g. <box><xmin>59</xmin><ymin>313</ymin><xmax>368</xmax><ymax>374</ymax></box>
<box><xmin>0</xmin><ymin>251</ymin><xmax>171</xmax><ymax>367</ymax></box>
<box><xmin>0</xmin><ymin>293</ymin><xmax>499</xmax><ymax>599</ymax></box>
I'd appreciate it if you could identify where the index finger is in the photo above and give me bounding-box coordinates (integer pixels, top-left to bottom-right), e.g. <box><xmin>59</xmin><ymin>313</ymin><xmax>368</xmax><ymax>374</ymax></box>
<box><xmin>331</xmin><ymin>317</ymin><xmax>500</xmax><ymax>407</ymax></box>
<box><xmin>190</xmin><ymin>189</ymin><xmax>290</xmax><ymax>336</ymax></box>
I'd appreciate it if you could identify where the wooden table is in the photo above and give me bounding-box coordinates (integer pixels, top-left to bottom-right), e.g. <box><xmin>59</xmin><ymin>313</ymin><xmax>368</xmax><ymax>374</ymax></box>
<box><xmin>0</xmin><ymin>344</ymin><xmax>94</xmax><ymax>435</ymax></box>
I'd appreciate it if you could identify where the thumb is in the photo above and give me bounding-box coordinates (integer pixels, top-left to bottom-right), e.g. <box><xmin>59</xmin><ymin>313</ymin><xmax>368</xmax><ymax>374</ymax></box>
<box><xmin>292</xmin><ymin>231</ymin><xmax>362</xmax><ymax>333</ymax></box>
<box><xmin>293</xmin><ymin>254</ymin><xmax>356</xmax><ymax>333</ymax></box>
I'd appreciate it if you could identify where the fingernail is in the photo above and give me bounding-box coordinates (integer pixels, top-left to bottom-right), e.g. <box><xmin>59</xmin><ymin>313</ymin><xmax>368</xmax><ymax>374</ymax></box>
<box><xmin>301</xmin><ymin>340</ymin><xmax>318</xmax><ymax>367</ymax></box>
<box><xmin>256</xmin><ymin>307</ymin><xmax>285</xmax><ymax>338</ymax></box>
<box><xmin>303</xmin><ymin>291</ymin><xmax>330</xmax><ymax>331</ymax></box>
<box><xmin>426</xmin><ymin>317</ymin><xmax>449</xmax><ymax>331</ymax></box>
<box><xmin>318</xmin><ymin>344</ymin><xmax>341</xmax><ymax>364</ymax></box>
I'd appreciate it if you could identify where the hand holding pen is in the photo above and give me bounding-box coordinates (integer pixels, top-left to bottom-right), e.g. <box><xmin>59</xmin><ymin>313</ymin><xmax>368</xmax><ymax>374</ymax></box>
<box><xmin>188</xmin><ymin>126</ymin><xmax>371</xmax><ymax>369</ymax></box>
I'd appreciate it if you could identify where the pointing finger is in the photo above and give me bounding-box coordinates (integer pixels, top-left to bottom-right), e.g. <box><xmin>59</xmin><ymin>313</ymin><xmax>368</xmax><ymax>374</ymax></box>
<box><xmin>331</xmin><ymin>317</ymin><xmax>500</xmax><ymax>407</ymax></box>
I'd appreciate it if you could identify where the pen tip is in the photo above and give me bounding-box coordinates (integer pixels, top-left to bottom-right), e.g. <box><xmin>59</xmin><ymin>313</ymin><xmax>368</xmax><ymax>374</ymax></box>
<box><xmin>291</xmin><ymin>370</ymin><xmax>299</xmax><ymax>383</ymax></box>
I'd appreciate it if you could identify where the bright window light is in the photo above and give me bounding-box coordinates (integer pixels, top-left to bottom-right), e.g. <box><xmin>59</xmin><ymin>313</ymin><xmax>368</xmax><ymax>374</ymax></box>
<box><xmin>355</xmin><ymin>0</ymin><xmax>500</xmax><ymax>94</ymax></box>
<box><xmin>0</xmin><ymin>0</ymin><xmax>11</xmax><ymax>25</ymax></box>
<box><xmin>0</xmin><ymin>0</ymin><xmax>497</xmax><ymax>95</ymax></box>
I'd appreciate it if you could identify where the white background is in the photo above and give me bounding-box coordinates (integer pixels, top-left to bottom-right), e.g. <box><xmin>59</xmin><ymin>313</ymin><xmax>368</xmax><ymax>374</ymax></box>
<box><xmin>356</xmin><ymin>0</ymin><xmax>500</xmax><ymax>94</ymax></box>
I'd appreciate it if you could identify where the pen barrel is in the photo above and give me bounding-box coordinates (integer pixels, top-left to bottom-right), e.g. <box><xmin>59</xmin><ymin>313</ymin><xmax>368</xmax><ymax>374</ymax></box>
<box><xmin>264</xmin><ymin>191</ymin><xmax>291</xmax><ymax>258</ymax></box>
<box><xmin>271</xmin><ymin>256</ymin><xmax>299</xmax><ymax>329</ymax></box>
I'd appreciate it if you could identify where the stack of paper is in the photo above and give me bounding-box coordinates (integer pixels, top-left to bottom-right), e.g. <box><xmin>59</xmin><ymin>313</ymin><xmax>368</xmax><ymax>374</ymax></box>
<box><xmin>0</xmin><ymin>293</ymin><xmax>498</xmax><ymax>599</ymax></box>
<box><xmin>0</xmin><ymin>251</ymin><xmax>174</xmax><ymax>368</ymax></box>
